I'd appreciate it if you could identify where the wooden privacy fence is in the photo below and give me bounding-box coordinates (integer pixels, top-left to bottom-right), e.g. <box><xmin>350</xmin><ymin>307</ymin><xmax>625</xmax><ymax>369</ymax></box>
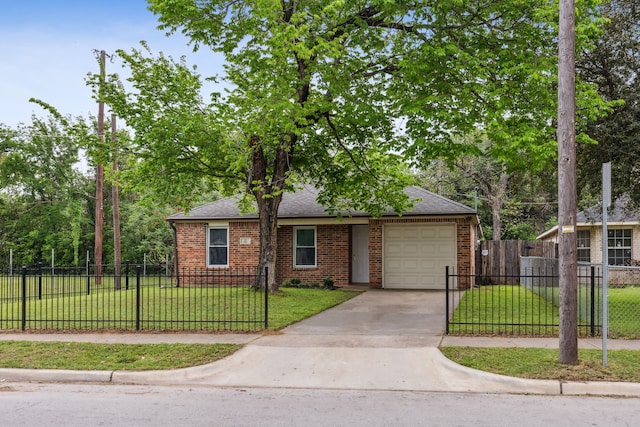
<box><xmin>476</xmin><ymin>240</ymin><xmax>558</xmax><ymax>284</ymax></box>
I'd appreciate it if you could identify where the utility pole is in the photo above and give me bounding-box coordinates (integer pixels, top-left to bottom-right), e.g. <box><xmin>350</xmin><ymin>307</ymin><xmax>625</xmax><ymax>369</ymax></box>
<box><xmin>95</xmin><ymin>50</ymin><xmax>105</xmax><ymax>285</ymax></box>
<box><xmin>557</xmin><ymin>0</ymin><xmax>578</xmax><ymax>365</ymax></box>
<box><xmin>112</xmin><ymin>114</ymin><xmax>122</xmax><ymax>291</ymax></box>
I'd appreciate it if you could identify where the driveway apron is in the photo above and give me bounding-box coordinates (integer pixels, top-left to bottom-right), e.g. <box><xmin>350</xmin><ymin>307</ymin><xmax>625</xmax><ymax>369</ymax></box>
<box><xmin>114</xmin><ymin>289</ymin><xmax>560</xmax><ymax>394</ymax></box>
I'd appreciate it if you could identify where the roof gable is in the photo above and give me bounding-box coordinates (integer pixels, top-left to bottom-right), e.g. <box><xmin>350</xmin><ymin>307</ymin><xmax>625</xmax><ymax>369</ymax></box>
<box><xmin>167</xmin><ymin>185</ymin><xmax>476</xmax><ymax>221</ymax></box>
<box><xmin>577</xmin><ymin>198</ymin><xmax>640</xmax><ymax>223</ymax></box>
<box><xmin>537</xmin><ymin>198</ymin><xmax>640</xmax><ymax>240</ymax></box>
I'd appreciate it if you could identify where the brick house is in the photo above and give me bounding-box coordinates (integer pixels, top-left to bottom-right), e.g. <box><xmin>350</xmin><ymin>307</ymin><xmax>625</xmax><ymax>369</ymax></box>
<box><xmin>537</xmin><ymin>199</ymin><xmax>640</xmax><ymax>285</ymax></box>
<box><xmin>167</xmin><ymin>186</ymin><xmax>480</xmax><ymax>289</ymax></box>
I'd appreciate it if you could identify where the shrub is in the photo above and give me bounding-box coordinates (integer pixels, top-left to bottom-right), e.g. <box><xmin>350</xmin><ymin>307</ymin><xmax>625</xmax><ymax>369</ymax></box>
<box><xmin>323</xmin><ymin>277</ymin><xmax>335</xmax><ymax>290</ymax></box>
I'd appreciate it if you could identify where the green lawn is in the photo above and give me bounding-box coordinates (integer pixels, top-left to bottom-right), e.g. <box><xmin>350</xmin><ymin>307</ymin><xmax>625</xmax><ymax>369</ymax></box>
<box><xmin>0</xmin><ymin>284</ymin><xmax>358</xmax><ymax>332</ymax></box>
<box><xmin>268</xmin><ymin>288</ymin><xmax>360</xmax><ymax>329</ymax></box>
<box><xmin>0</xmin><ymin>288</ymin><xmax>360</xmax><ymax>371</ymax></box>
<box><xmin>0</xmin><ymin>341</ymin><xmax>240</xmax><ymax>371</ymax></box>
<box><xmin>608</xmin><ymin>287</ymin><xmax>640</xmax><ymax>338</ymax></box>
<box><xmin>441</xmin><ymin>346</ymin><xmax>640</xmax><ymax>383</ymax></box>
<box><xmin>449</xmin><ymin>285</ymin><xmax>561</xmax><ymax>336</ymax></box>
<box><xmin>449</xmin><ymin>284</ymin><xmax>640</xmax><ymax>338</ymax></box>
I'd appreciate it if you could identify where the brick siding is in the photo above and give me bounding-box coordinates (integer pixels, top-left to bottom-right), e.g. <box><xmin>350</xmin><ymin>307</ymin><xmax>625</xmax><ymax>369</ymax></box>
<box><xmin>276</xmin><ymin>224</ymin><xmax>351</xmax><ymax>287</ymax></box>
<box><xmin>173</xmin><ymin>216</ymin><xmax>476</xmax><ymax>289</ymax></box>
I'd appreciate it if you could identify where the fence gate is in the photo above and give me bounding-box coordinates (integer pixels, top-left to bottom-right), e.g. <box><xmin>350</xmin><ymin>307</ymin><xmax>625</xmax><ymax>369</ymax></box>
<box><xmin>476</xmin><ymin>240</ymin><xmax>558</xmax><ymax>285</ymax></box>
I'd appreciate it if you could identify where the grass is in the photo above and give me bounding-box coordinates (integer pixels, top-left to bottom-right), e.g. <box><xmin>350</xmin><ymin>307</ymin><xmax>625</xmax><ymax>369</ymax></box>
<box><xmin>268</xmin><ymin>288</ymin><xmax>357</xmax><ymax>329</ymax></box>
<box><xmin>440</xmin><ymin>346</ymin><xmax>640</xmax><ymax>383</ymax></box>
<box><xmin>450</xmin><ymin>285</ymin><xmax>561</xmax><ymax>336</ymax></box>
<box><xmin>0</xmin><ymin>282</ymin><xmax>358</xmax><ymax>332</ymax></box>
<box><xmin>0</xmin><ymin>288</ymin><xmax>360</xmax><ymax>370</ymax></box>
<box><xmin>444</xmin><ymin>283</ymin><xmax>640</xmax><ymax>382</ymax></box>
<box><xmin>449</xmin><ymin>284</ymin><xmax>640</xmax><ymax>338</ymax></box>
<box><xmin>608</xmin><ymin>287</ymin><xmax>640</xmax><ymax>338</ymax></box>
<box><xmin>0</xmin><ymin>341</ymin><xmax>240</xmax><ymax>371</ymax></box>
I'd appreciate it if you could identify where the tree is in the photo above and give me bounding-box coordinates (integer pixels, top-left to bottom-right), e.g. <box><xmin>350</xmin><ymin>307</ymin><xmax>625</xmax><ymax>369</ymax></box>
<box><xmin>90</xmin><ymin>1</ymin><xmax>605</xmax><ymax>291</ymax></box>
<box><xmin>0</xmin><ymin>104</ymin><xmax>93</xmax><ymax>266</ymax></box>
<box><xmin>419</xmin><ymin>152</ymin><xmax>558</xmax><ymax>241</ymax></box>
<box><xmin>577</xmin><ymin>0</ymin><xmax>640</xmax><ymax>204</ymax></box>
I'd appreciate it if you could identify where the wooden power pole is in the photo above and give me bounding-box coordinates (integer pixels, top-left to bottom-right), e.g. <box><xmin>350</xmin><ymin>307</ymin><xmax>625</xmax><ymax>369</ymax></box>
<box><xmin>95</xmin><ymin>50</ymin><xmax>105</xmax><ymax>285</ymax></box>
<box><xmin>558</xmin><ymin>0</ymin><xmax>578</xmax><ymax>365</ymax></box>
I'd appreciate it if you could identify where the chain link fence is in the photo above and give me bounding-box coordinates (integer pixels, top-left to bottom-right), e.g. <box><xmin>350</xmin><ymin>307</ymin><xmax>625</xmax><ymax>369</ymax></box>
<box><xmin>606</xmin><ymin>265</ymin><xmax>640</xmax><ymax>338</ymax></box>
<box><xmin>447</xmin><ymin>258</ymin><xmax>640</xmax><ymax>339</ymax></box>
<box><xmin>521</xmin><ymin>258</ymin><xmax>640</xmax><ymax>339</ymax></box>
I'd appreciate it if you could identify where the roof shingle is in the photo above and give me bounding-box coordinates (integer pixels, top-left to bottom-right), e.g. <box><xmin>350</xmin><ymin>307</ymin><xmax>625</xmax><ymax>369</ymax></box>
<box><xmin>167</xmin><ymin>185</ymin><xmax>476</xmax><ymax>221</ymax></box>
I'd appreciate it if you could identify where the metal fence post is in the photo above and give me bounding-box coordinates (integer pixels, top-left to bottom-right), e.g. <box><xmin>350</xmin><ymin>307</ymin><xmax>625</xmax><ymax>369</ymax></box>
<box><xmin>38</xmin><ymin>263</ymin><xmax>42</xmax><ymax>301</ymax></box>
<box><xmin>86</xmin><ymin>260</ymin><xmax>90</xmax><ymax>295</ymax></box>
<box><xmin>21</xmin><ymin>266</ymin><xmax>27</xmax><ymax>331</ymax></box>
<box><xmin>136</xmin><ymin>265</ymin><xmax>141</xmax><ymax>331</ymax></box>
<box><xmin>590</xmin><ymin>266</ymin><xmax>595</xmax><ymax>336</ymax></box>
<box><xmin>445</xmin><ymin>266</ymin><xmax>450</xmax><ymax>335</ymax></box>
<box><xmin>264</xmin><ymin>266</ymin><xmax>269</xmax><ymax>329</ymax></box>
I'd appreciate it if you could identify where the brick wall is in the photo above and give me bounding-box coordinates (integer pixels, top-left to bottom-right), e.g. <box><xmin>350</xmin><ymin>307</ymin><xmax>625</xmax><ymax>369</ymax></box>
<box><xmin>175</xmin><ymin>222</ymin><xmax>207</xmax><ymax>270</ymax></box>
<box><xmin>174</xmin><ymin>221</ymin><xmax>351</xmax><ymax>286</ymax></box>
<box><xmin>174</xmin><ymin>217</ymin><xmax>476</xmax><ymax>289</ymax></box>
<box><xmin>276</xmin><ymin>224</ymin><xmax>351</xmax><ymax>287</ymax></box>
<box><xmin>229</xmin><ymin>222</ymin><xmax>260</xmax><ymax>268</ymax></box>
<box><xmin>174</xmin><ymin>221</ymin><xmax>260</xmax><ymax>270</ymax></box>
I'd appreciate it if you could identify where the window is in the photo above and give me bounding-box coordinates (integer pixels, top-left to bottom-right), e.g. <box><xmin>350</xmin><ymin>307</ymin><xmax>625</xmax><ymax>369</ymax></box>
<box><xmin>208</xmin><ymin>227</ymin><xmax>228</xmax><ymax>267</ymax></box>
<box><xmin>577</xmin><ymin>230</ymin><xmax>590</xmax><ymax>262</ymax></box>
<box><xmin>608</xmin><ymin>229</ymin><xmax>632</xmax><ymax>266</ymax></box>
<box><xmin>294</xmin><ymin>227</ymin><xmax>316</xmax><ymax>267</ymax></box>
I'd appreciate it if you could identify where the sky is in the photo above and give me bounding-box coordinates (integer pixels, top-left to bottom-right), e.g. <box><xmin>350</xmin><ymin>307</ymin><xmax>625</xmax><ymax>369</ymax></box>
<box><xmin>0</xmin><ymin>0</ymin><xmax>223</xmax><ymax>128</ymax></box>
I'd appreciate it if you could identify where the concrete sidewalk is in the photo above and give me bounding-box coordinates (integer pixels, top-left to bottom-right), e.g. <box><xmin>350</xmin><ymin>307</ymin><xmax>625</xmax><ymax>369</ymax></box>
<box><xmin>1</xmin><ymin>290</ymin><xmax>640</xmax><ymax>397</ymax></box>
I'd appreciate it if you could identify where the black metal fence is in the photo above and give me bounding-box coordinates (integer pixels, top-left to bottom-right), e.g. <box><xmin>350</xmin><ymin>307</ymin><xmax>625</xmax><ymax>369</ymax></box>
<box><xmin>445</xmin><ymin>266</ymin><xmax>603</xmax><ymax>337</ymax></box>
<box><xmin>0</xmin><ymin>264</ymin><xmax>268</xmax><ymax>332</ymax></box>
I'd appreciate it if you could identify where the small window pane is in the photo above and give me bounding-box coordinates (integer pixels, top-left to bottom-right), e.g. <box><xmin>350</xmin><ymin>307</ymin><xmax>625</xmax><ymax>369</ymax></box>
<box><xmin>296</xmin><ymin>229</ymin><xmax>315</xmax><ymax>247</ymax></box>
<box><xmin>210</xmin><ymin>229</ymin><xmax>227</xmax><ymax>246</ymax></box>
<box><xmin>296</xmin><ymin>248</ymin><xmax>316</xmax><ymax>266</ymax></box>
<box><xmin>577</xmin><ymin>230</ymin><xmax>590</xmax><ymax>262</ymax></box>
<box><xmin>209</xmin><ymin>247</ymin><xmax>228</xmax><ymax>266</ymax></box>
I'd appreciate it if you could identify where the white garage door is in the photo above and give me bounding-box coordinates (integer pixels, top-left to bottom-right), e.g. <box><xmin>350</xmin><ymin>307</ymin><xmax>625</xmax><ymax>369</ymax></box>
<box><xmin>384</xmin><ymin>224</ymin><xmax>456</xmax><ymax>289</ymax></box>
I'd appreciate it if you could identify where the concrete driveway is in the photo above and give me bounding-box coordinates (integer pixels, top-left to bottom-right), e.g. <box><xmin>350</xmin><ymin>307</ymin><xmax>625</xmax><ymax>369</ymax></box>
<box><xmin>278</xmin><ymin>289</ymin><xmax>446</xmax><ymax>347</ymax></box>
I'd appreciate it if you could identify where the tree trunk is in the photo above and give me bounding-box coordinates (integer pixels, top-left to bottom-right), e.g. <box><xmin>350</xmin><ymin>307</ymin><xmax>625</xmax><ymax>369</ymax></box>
<box><xmin>256</xmin><ymin>193</ymin><xmax>282</xmax><ymax>292</ymax></box>
<box><xmin>487</xmin><ymin>171</ymin><xmax>510</xmax><ymax>241</ymax></box>
<box><xmin>248</xmin><ymin>134</ymin><xmax>293</xmax><ymax>293</ymax></box>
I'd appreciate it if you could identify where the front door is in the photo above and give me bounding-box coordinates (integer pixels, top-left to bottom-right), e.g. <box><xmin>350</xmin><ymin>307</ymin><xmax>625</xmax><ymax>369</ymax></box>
<box><xmin>351</xmin><ymin>225</ymin><xmax>369</xmax><ymax>283</ymax></box>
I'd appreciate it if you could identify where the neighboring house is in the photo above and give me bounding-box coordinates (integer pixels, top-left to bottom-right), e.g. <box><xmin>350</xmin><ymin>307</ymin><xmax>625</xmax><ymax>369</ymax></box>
<box><xmin>167</xmin><ymin>185</ymin><xmax>480</xmax><ymax>290</ymax></box>
<box><xmin>538</xmin><ymin>199</ymin><xmax>640</xmax><ymax>265</ymax></box>
<box><xmin>537</xmin><ymin>199</ymin><xmax>640</xmax><ymax>285</ymax></box>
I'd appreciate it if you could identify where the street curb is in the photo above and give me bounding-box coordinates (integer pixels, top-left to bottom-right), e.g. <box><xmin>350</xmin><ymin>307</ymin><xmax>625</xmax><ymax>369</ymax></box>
<box><xmin>3</xmin><ymin>359</ymin><xmax>640</xmax><ymax>398</ymax></box>
<box><xmin>0</xmin><ymin>368</ymin><xmax>113</xmax><ymax>383</ymax></box>
<box><xmin>561</xmin><ymin>381</ymin><xmax>640</xmax><ymax>397</ymax></box>
<box><xmin>432</xmin><ymin>349</ymin><xmax>562</xmax><ymax>394</ymax></box>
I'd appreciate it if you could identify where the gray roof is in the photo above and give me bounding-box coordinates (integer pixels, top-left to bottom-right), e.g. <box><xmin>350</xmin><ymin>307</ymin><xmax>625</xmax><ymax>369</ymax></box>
<box><xmin>167</xmin><ymin>185</ymin><xmax>476</xmax><ymax>221</ymax></box>
<box><xmin>577</xmin><ymin>198</ymin><xmax>640</xmax><ymax>223</ymax></box>
<box><xmin>537</xmin><ymin>198</ymin><xmax>640</xmax><ymax>240</ymax></box>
